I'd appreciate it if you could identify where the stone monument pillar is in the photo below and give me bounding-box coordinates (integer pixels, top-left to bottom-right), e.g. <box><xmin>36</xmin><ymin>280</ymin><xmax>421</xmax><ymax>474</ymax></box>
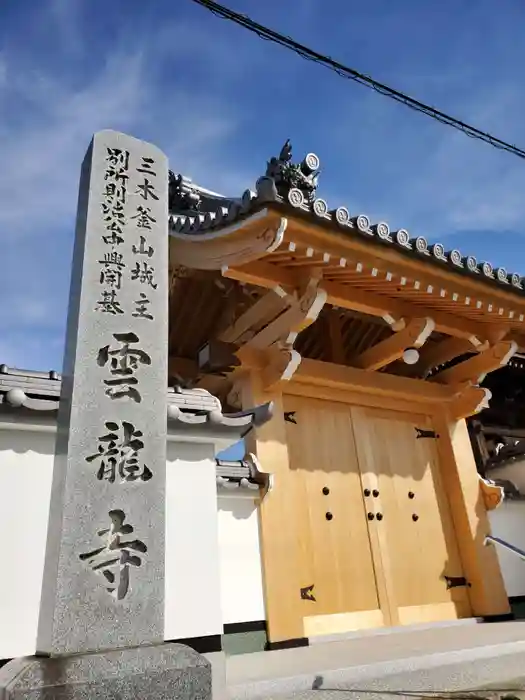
<box><xmin>0</xmin><ymin>131</ymin><xmax>211</xmax><ymax>699</ymax></box>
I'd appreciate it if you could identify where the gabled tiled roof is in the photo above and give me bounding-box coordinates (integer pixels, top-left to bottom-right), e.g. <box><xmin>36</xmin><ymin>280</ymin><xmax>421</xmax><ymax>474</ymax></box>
<box><xmin>168</xmin><ymin>140</ymin><xmax>525</xmax><ymax>297</ymax></box>
<box><xmin>216</xmin><ymin>454</ymin><xmax>269</xmax><ymax>493</ymax></box>
<box><xmin>0</xmin><ymin>364</ymin><xmax>272</xmax><ymax>490</ymax></box>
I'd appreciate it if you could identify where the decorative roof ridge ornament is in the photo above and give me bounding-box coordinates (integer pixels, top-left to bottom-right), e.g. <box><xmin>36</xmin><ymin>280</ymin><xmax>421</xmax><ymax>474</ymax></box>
<box><xmin>168</xmin><ymin>172</ymin><xmax>240</xmax><ymax>216</ymax></box>
<box><xmin>264</xmin><ymin>139</ymin><xmax>320</xmax><ymax>206</ymax></box>
<box><xmin>168</xmin><ymin>172</ymin><xmax>202</xmax><ymax>213</ymax></box>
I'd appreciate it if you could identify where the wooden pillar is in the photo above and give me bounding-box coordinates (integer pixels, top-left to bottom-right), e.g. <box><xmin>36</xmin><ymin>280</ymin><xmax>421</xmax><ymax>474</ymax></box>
<box><xmin>238</xmin><ymin>372</ymin><xmax>304</xmax><ymax>645</ymax></box>
<box><xmin>434</xmin><ymin>414</ymin><xmax>510</xmax><ymax>617</ymax></box>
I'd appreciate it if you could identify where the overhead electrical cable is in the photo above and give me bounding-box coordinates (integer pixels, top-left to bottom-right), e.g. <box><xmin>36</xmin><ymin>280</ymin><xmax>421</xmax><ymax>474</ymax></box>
<box><xmin>189</xmin><ymin>0</ymin><xmax>525</xmax><ymax>161</ymax></box>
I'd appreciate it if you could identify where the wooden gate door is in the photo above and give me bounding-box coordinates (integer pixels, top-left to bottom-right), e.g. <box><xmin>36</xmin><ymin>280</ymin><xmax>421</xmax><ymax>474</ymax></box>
<box><xmin>283</xmin><ymin>395</ymin><xmax>386</xmax><ymax>637</ymax></box>
<box><xmin>351</xmin><ymin>407</ymin><xmax>472</xmax><ymax>626</ymax></box>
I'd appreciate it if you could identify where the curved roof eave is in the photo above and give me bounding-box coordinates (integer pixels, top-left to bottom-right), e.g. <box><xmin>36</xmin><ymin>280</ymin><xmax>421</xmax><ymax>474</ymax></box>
<box><xmin>168</xmin><ymin>140</ymin><xmax>525</xmax><ymax>303</ymax></box>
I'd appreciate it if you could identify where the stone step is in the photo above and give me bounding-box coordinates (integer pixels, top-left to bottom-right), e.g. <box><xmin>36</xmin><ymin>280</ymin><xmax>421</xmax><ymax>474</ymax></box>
<box><xmin>226</xmin><ymin>620</ymin><xmax>525</xmax><ymax>700</ymax></box>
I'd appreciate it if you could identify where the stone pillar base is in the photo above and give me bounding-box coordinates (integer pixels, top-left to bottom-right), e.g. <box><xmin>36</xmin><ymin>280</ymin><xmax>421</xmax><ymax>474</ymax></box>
<box><xmin>0</xmin><ymin>643</ymin><xmax>211</xmax><ymax>700</ymax></box>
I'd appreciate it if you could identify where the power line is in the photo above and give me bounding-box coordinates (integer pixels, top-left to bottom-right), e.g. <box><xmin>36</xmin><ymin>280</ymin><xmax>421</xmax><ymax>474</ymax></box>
<box><xmin>190</xmin><ymin>0</ymin><xmax>525</xmax><ymax>161</ymax></box>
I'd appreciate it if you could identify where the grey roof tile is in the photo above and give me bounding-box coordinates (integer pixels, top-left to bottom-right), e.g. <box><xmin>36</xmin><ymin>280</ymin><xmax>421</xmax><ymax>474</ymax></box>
<box><xmin>0</xmin><ymin>364</ymin><xmax>273</xmax><ymax>489</ymax></box>
<box><xmin>168</xmin><ymin>140</ymin><xmax>525</xmax><ymax>297</ymax></box>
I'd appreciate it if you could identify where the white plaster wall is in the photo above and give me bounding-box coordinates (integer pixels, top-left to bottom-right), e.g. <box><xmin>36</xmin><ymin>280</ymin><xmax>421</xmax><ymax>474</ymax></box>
<box><xmin>0</xmin><ymin>425</ymin><xmax>55</xmax><ymax>659</ymax></box>
<box><xmin>0</xmin><ymin>422</ymin><xmax>264</xmax><ymax>659</ymax></box>
<box><xmin>217</xmin><ymin>493</ymin><xmax>265</xmax><ymax>624</ymax></box>
<box><xmin>164</xmin><ymin>440</ymin><xmax>224</xmax><ymax>640</ymax></box>
<box><xmin>487</xmin><ymin>459</ymin><xmax>525</xmax><ymax>598</ymax></box>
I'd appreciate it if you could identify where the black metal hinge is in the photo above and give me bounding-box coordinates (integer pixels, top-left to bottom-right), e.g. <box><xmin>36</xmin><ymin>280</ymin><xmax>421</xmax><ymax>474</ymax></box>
<box><xmin>443</xmin><ymin>575</ymin><xmax>471</xmax><ymax>589</ymax></box>
<box><xmin>300</xmin><ymin>584</ymin><xmax>316</xmax><ymax>601</ymax></box>
<box><xmin>415</xmin><ymin>427</ymin><xmax>439</xmax><ymax>439</ymax></box>
<box><xmin>284</xmin><ymin>411</ymin><xmax>297</xmax><ymax>424</ymax></box>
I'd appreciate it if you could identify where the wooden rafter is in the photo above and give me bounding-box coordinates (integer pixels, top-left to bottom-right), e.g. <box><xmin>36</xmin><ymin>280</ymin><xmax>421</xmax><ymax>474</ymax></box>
<box><xmin>223</xmin><ymin>261</ymin><xmax>500</xmax><ymax>341</ymax></box>
<box><xmin>353</xmin><ymin>317</ymin><xmax>435</xmax><ymax>372</ymax></box>
<box><xmin>433</xmin><ymin>341</ymin><xmax>518</xmax><ymax>386</ymax></box>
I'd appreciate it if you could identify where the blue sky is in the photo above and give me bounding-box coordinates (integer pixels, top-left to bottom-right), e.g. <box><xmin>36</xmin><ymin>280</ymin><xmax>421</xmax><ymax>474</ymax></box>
<box><xmin>2</xmin><ymin>0</ymin><xmax>525</xmax><ymax>375</ymax></box>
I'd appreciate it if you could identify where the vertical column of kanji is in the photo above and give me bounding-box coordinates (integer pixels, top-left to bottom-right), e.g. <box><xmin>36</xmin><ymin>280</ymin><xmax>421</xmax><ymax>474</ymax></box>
<box><xmin>37</xmin><ymin>131</ymin><xmax>169</xmax><ymax>656</ymax></box>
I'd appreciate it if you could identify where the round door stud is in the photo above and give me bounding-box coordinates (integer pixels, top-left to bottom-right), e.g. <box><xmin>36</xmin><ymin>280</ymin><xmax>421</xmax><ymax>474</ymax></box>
<box><xmin>376</xmin><ymin>513</ymin><xmax>383</xmax><ymax>521</ymax></box>
<box><xmin>412</xmin><ymin>514</ymin><xmax>419</xmax><ymax>522</ymax></box>
<box><xmin>367</xmin><ymin>512</ymin><xmax>375</xmax><ymax>520</ymax></box>
<box><xmin>322</xmin><ymin>486</ymin><xmax>330</xmax><ymax>495</ymax></box>
<box><xmin>325</xmin><ymin>512</ymin><xmax>333</xmax><ymax>521</ymax></box>
<box><xmin>408</xmin><ymin>491</ymin><xmax>415</xmax><ymax>499</ymax></box>
<box><xmin>364</xmin><ymin>488</ymin><xmax>371</xmax><ymax>497</ymax></box>
<box><xmin>372</xmin><ymin>489</ymin><xmax>379</xmax><ymax>497</ymax></box>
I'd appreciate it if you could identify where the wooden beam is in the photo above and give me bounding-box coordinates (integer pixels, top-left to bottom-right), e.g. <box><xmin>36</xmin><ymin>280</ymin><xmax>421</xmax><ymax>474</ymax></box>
<box><xmin>479</xmin><ymin>425</ymin><xmax>525</xmax><ymax>440</ymax></box>
<box><xmin>223</xmin><ymin>261</ymin><xmax>496</xmax><ymax>341</ymax></box>
<box><xmin>353</xmin><ymin>317</ymin><xmax>435</xmax><ymax>371</ymax></box>
<box><xmin>293</xmin><ymin>357</ymin><xmax>457</xmax><ymax>404</ymax></box>
<box><xmin>328</xmin><ymin>312</ymin><xmax>346</xmax><ymax>364</ymax></box>
<box><xmin>415</xmin><ymin>336</ymin><xmax>488</xmax><ymax>378</ymax></box>
<box><xmin>235</xmin><ymin>349</ymin><xmax>455</xmax><ymax>405</ymax></box>
<box><xmin>483</xmin><ymin>326</ymin><xmax>509</xmax><ymax>345</ymax></box>
<box><xmin>238</xmin><ymin>374</ymin><xmax>305</xmax><ymax>643</ymax></box>
<box><xmin>432</xmin><ymin>414</ymin><xmax>510</xmax><ymax>617</ymax></box>
<box><xmin>433</xmin><ymin>341</ymin><xmax>518</xmax><ymax>386</ymax></box>
<box><xmin>219</xmin><ymin>288</ymin><xmax>287</xmax><ymax>344</ymax></box>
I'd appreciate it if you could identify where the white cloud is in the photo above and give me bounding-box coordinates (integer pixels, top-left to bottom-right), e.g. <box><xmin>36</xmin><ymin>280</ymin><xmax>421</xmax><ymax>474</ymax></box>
<box><xmin>0</xmin><ymin>6</ymin><xmax>258</xmax><ymax>369</ymax></box>
<box><xmin>0</xmin><ymin>49</ymin><xmax>146</xmax><ymax>238</ymax></box>
<box><xmin>0</xmin><ymin>16</ymin><xmax>259</xmax><ymax>242</ymax></box>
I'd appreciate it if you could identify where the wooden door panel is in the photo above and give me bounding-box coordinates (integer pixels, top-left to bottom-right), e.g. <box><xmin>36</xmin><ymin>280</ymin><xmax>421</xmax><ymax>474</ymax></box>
<box><xmin>283</xmin><ymin>395</ymin><xmax>384</xmax><ymax>632</ymax></box>
<box><xmin>351</xmin><ymin>407</ymin><xmax>471</xmax><ymax>624</ymax></box>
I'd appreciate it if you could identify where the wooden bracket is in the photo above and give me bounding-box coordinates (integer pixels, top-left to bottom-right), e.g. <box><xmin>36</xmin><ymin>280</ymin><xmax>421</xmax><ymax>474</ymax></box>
<box><xmin>415</xmin><ymin>335</ymin><xmax>488</xmax><ymax>378</ymax></box>
<box><xmin>245</xmin><ymin>276</ymin><xmax>327</xmax><ymax>351</ymax></box>
<box><xmin>432</xmin><ymin>340</ymin><xmax>517</xmax><ymax>386</ymax></box>
<box><xmin>227</xmin><ymin>343</ymin><xmax>303</xmax><ymax>397</ymax></box>
<box><xmin>354</xmin><ymin>317</ymin><xmax>435</xmax><ymax>371</ymax></box>
<box><xmin>227</xmin><ymin>275</ymin><xmax>327</xmax><ymax>391</ymax></box>
<box><xmin>448</xmin><ymin>385</ymin><xmax>492</xmax><ymax>421</ymax></box>
<box><xmin>245</xmin><ymin>452</ymin><xmax>274</xmax><ymax>498</ymax></box>
<box><xmin>260</xmin><ymin>345</ymin><xmax>302</xmax><ymax>392</ymax></box>
<box><xmin>479</xmin><ymin>475</ymin><xmax>505</xmax><ymax>511</ymax></box>
<box><xmin>219</xmin><ymin>286</ymin><xmax>289</xmax><ymax>345</ymax></box>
